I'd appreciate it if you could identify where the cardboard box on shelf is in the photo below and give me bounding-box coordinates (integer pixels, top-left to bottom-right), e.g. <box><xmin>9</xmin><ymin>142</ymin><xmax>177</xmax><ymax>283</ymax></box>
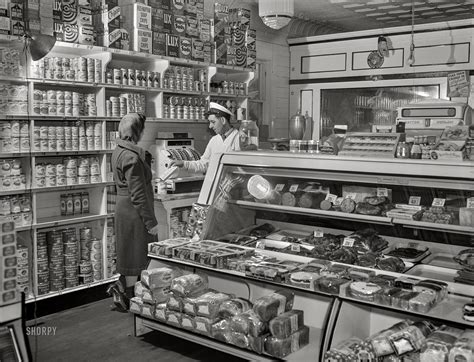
<box><xmin>131</xmin><ymin>28</ymin><xmax>152</xmax><ymax>53</ymax></box>
<box><xmin>231</xmin><ymin>25</ymin><xmax>245</xmax><ymax>47</ymax></box>
<box><xmin>235</xmin><ymin>45</ymin><xmax>247</xmax><ymax>67</ymax></box>
<box><xmin>198</xmin><ymin>18</ymin><xmax>211</xmax><ymax>42</ymax></box>
<box><xmin>203</xmin><ymin>41</ymin><xmax>212</xmax><ymax>63</ymax></box>
<box><xmin>63</xmin><ymin>22</ymin><xmax>79</xmax><ymax>43</ymax></box>
<box><xmin>10</xmin><ymin>3</ymin><xmax>24</xmax><ymax>20</ymax></box>
<box><xmin>152</xmin><ymin>31</ymin><xmax>166</xmax><ymax>55</ymax></box>
<box><xmin>79</xmin><ymin>24</ymin><xmax>95</xmax><ymax>45</ymax></box>
<box><xmin>226</xmin><ymin>45</ymin><xmax>236</xmax><ymax>66</ymax></box>
<box><xmin>246</xmin><ymin>28</ymin><xmax>256</xmax><ymax>51</ymax></box>
<box><xmin>185</xmin><ymin>0</ymin><xmax>197</xmax><ymax>16</ymax></box>
<box><xmin>191</xmin><ymin>38</ymin><xmax>203</xmax><ymax>62</ymax></box>
<box><xmin>54</xmin><ymin>19</ymin><xmax>64</xmax><ymax>40</ymax></box>
<box><xmin>97</xmin><ymin>28</ymin><xmax>129</xmax><ymax>49</ymax></box>
<box><xmin>93</xmin><ymin>6</ymin><xmax>121</xmax><ymax>34</ymax></box>
<box><xmin>179</xmin><ymin>36</ymin><xmax>191</xmax><ymax>59</ymax></box>
<box><xmin>11</xmin><ymin>20</ymin><xmax>25</xmax><ymax>36</ymax></box>
<box><xmin>163</xmin><ymin>10</ymin><xmax>172</xmax><ymax>33</ymax></box>
<box><xmin>151</xmin><ymin>7</ymin><xmax>164</xmax><ymax>32</ymax></box>
<box><xmin>247</xmin><ymin>48</ymin><xmax>256</xmax><ymax>69</ymax></box>
<box><xmin>166</xmin><ymin>33</ymin><xmax>179</xmax><ymax>57</ymax></box>
<box><xmin>78</xmin><ymin>5</ymin><xmax>93</xmax><ymax>26</ymax></box>
<box><xmin>186</xmin><ymin>15</ymin><xmax>198</xmax><ymax>38</ymax></box>
<box><xmin>171</xmin><ymin>0</ymin><xmax>185</xmax><ymax>15</ymax></box>
<box><xmin>0</xmin><ymin>1</ymin><xmax>8</xmax><ymax>17</ymax></box>
<box><xmin>213</xmin><ymin>2</ymin><xmax>229</xmax><ymax>38</ymax></box>
<box><xmin>121</xmin><ymin>3</ymin><xmax>152</xmax><ymax>30</ymax></box>
<box><xmin>53</xmin><ymin>0</ymin><xmax>62</xmax><ymax>20</ymax></box>
<box><xmin>195</xmin><ymin>0</ymin><xmax>203</xmax><ymax>19</ymax></box>
<box><xmin>41</xmin><ymin>18</ymin><xmax>54</xmax><ymax>35</ymax></box>
<box><xmin>1</xmin><ymin>289</ymin><xmax>18</xmax><ymax>305</ymax></box>
<box><xmin>91</xmin><ymin>0</ymin><xmax>118</xmax><ymax>11</ymax></box>
<box><xmin>172</xmin><ymin>14</ymin><xmax>186</xmax><ymax>36</ymax></box>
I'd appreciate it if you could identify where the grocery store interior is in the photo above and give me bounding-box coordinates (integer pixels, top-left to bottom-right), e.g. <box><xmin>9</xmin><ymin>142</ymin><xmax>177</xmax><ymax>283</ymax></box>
<box><xmin>2</xmin><ymin>0</ymin><xmax>474</xmax><ymax>361</ymax></box>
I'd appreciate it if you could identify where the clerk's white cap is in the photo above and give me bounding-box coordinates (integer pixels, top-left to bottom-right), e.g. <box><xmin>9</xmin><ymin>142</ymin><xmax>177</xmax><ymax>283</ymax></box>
<box><xmin>209</xmin><ymin>102</ymin><xmax>233</xmax><ymax>116</ymax></box>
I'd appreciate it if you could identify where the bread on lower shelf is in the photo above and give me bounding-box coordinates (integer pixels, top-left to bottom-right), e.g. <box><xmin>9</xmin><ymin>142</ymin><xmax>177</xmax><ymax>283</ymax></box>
<box><xmin>268</xmin><ymin>310</ymin><xmax>304</xmax><ymax>339</ymax></box>
<box><xmin>253</xmin><ymin>289</ymin><xmax>295</xmax><ymax>322</ymax></box>
<box><xmin>264</xmin><ymin>326</ymin><xmax>310</xmax><ymax>358</ymax></box>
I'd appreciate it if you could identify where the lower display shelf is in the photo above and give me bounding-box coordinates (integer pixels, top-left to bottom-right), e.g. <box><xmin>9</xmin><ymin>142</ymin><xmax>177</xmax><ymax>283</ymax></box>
<box><xmin>35</xmin><ymin>213</ymin><xmax>108</xmax><ymax>229</ymax></box>
<box><xmin>25</xmin><ymin>275</ymin><xmax>119</xmax><ymax>303</ymax></box>
<box><xmin>0</xmin><ymin>302</ymin><xmax>21</xmax><ymax>324</ymax></box>
<box><xmin>135</xmin><ymin>315</ymin><xmax>321</xmax><ymax>361</ymax></box>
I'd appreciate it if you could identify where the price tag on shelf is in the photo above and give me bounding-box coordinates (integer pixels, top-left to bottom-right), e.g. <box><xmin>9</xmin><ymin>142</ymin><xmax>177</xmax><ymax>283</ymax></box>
<box><xmin>256</xmin><ymin>241</ymin><xmax>265</xmax><ymax>249</ymax></box>
<box><xmin>432</xmin><ymin>198</ymin><xmax>446</xmax><ymax>207</ymax></box>
<box><xmin>334</xmin><ymin>197</ymin><xmax>343</xmax><ymax>206</ymax></box>
<box><xmin>289</xmin><ymin>184</ymin><xmax>299</xmax><ymax>193</ymax></box>
<box><xmin>290</xmin><ymin>244</ymin><xmax>301</xmax><ymax>252</ymax></box>
<box><xmin>377</xmin><ymin>188</ymin><xmax>389</xmax><ymax>197</ymax></box>
<box><xmin>467</xmin><ymin>197</ymin><xmax>474</xmax><ymax>209</ymax></box>
<box><xmin>345</xmin><ymin>193</ymin><xmax>357</xmax><ymax>200</ymax></box>
<box><xmin>409</xmin><ymin>196</ymin><xmax>421</xmax><ymax>206</ymax></box>
<box><xmin>325</xmin><ymin>193</ymin><xmax>338</xmax><ymax>203</ymax></box>
<box><xmin>313</xmin><ymin>230</ymin><xmax>324</xmax><ymax>238</ymax></box>
<box><xmin>342</xmin><ymin>237</ymin><xmax>355</xmax><ymax>247</ymax></box>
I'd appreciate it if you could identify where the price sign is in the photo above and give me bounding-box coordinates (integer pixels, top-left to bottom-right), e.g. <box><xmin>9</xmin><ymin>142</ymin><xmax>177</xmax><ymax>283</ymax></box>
<box><xmin>334</xmin><ymin>197</ymin><xmax>344</xmax><ymax>206</ymax></box>
<box><xmin>275</xmin><ymin>184</ymin><xmax>285</xmax><ymax>192</ymax></box>
<box><xmin>325</xmin><ymin>193</ymin><xmax>338</xmax><ymax>203</ymax></box>
<box><xmin>291</xmin><ymin>244</ymin><xmax>301</xmax><ymax>252</ymax></box>
<box><xmin>342</xmin><ymin>237</ymin><xmax>355</xmax><ymax>247</ymax></box>
<box><xmin>467</xmin><ymin>197</ymin><xmax>474</xmax><ymax>209</ymax></box>
<box><xmin>377</xmin><ymin>188</ymin><xmax>389</xmax><ymax>197</ymax></box>
<box><xmin>289</xmin><ymin>184</ymin><xmax>299</xmax><ymax>193</ymax></box>
<box><xmin>409</xmin><ymin>196</ymin><xmax>421</xmax><ymax>206</ymax></box>
<box><xmin>313</xmin><ymin>230</ymin><xmax>324</xmax><ymax>238</ymax></box>
<box><xmin>256</xmin><ymin>241</ymin><xmax>265</xmax><ymax>249</ymax></box>
<box><xmin>432</xmin><ymin>198</ymin><xmax>446</xmax><ymax>207</ymax></box>
<box><xmin>345</xmin><ymin>193</ymin><xmax>357</xmax><ymax>200</ymax></box>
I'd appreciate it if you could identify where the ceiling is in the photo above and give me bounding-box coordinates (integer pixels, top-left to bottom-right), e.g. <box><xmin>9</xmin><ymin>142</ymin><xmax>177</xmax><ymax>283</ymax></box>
<box><xmin>284</xmin><ymin>0</ymin><xmax>474</xmax><ymax>36</ymax></box>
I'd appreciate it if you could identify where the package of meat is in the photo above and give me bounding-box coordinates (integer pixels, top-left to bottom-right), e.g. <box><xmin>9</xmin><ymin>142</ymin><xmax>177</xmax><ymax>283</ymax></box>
<box><xmin>269</xmin><ymin>310</ymin><xmax>304</xmax><ymax>339</ymax></box>
<box><xmin>324</xmin><ymin>337</ymin><xmax>363</xmax><ymax>361</ymax></box>
<box><xmin>154</xmin><ymin>303</ymin><xmax>167</xmax><ymax>321</ymax></box>
<box><xmin>369</xmin><ymin>274</ymin><xmax>397</xmax><ymax>288</ymax></box>
<box><xmin>230</xmin><ymin>310</ymin><xmax>267</xmax><ymax>337</ymax></box>
<box><xmin>448</xmin><ymin>330</ymin><xmax>474</xmax><ymax>362</ymax></box>
<box><xmin>180</xmin><ymin>314</ymin><xmax>196</xmax><ymax>331</ymax></box>
<box><xmin>170</xmin><ymin>273</ymin><xmax>208</xmax><ymax>297</ymax></box>
<box><xmin>314</xmin><ymin>277</ymin><xmax>349</xmax><ymax>295</ymax></box>
<box><xmin>355</xmin><ymin>202</ymin><xmax>383</xmax><ymax>215</ymax></box>
<box><xmin>420</xmin><ymin>326</ymin><xmax>463</xmax><ymax>362</ymax></box>
<box><xmin>148</xmin><ymin>238</ymin><xmax>191</xmax><ymax>257</ymax></box>
<box><xmin>166</xmin><ymin>294</ymin><xmax>184</xmax><ymax>312</ymax></box>
<box><xmin>264</xmin><ymin>326</ymin><xmax>310</xmax><ymax>358</ymax></box>
<box><xmin>141</xmin><ymin>303</ymin><xmax>155</xmax><ymax>319</ymax></box>
<box><xmin>194</xmin><ymin>316</ymin><xmax>220</xmax><ymax>336</ymax></box>
<box><xmin>413</xmin><ymin>279</ymin><xmax>448</xmax><ymax>303</ymax></box>
<box><xmin>408</xmin><ymin>291</ymin><xmax>437</xmax><ymax>313</ymax></box>
<box><xmin>377</xmin><ymin>256</ymin><xmax>405</xmax><ymax>272</ymax></box>
<box><xmin>391</xmin><ymin>290</ymin><xmax>420</xmax><ymax>310</ymax></box>
<box><xmin>246</xmin><ymin>262</ymin><xmax>295</xmax><ymax>283</ymax></box>
<box><xmin>374</xmin><ymin>287</ymin><xmax>402</xmax><ymax>306</ymax></box>
<box><xmin>129</xmin><ymin>297</ymin><xmax>143</xmax><ymax>314</ymax></box>
<box><xmin>211</xmin><ymin>319</ymin><xmax>232</xmax><ymax>343</ymax></box>
<box><xmin>253</xmin><ymin>289</ymin><xmax>295</xmax><ymax>322</ymax></box>
<box><xmin>142</xmin><ymin>287</ymin><xmax>172</xmax><ymax>305</ymax></box>
<box><xmin>218</xmin><ymin>298</ymin><xmax>253</xmax><ymax>319</ymax></box>
<box><xmin>165</xmin><ymin>310</ymin><xmax>183</xmax><ymax>327</ymax></box>
<box><xmin>328</xmin><ymin>248</ymin><xmax>358</xmax><ymax>265</ymax></box>
<box><xmin>195</xmin><ymin>292</ymin><xmax>232</xmax><ymax>318</ymax></box>
<box><xmin>388</xmin><ymin>321</ymin><xmax>435</xmax><ymax>356</ymax></box>
<box><xmin>140</xmin><ymin>267</ymin><xmax>183</xmax><ymax>289</ymax></box>
<box><xmin>182</xmin><ymin>289</ymin><xmax>213</xmax><ymax>316</ymax></box>
<box><xmin>134</xmin><ymin>281</ymin><xmax>148</xmax><ymax>299</ymax></box>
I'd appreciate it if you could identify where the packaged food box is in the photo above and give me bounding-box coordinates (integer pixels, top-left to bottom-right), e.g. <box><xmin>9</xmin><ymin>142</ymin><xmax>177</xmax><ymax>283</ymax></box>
<box><xmin>140</xmin><ymin>267</ymin><xmax>183</xmax><ymax>289</ymax></box>
<box><xmin>165</xmin><ymin>310</ymin><xmax>183</xmax><ymax>327</ymax></box>
<box><xmin>269</xmin><ymin>310</ymin><xmax>305</xmax><ymax>339</ymax></box>
<box><xmin>195</xmin><ymin>291</ymin><xmax>232</xmax><ymax>318</ymax></box>
<box><xmin>264</xmin><ymin>326</ymin><xmax>310</xmax><ymax>358</ymax></box>
<box><xmin>170</xmin><ymin>273</ymin><xmax>208</xmax><ymax>297</ymax></box>
<box><xmin>181</xmin><ymin>314</ymin><xmax>196</xmax><ymax>331</ymax></box>
<box><xmin>253</xmin><ymin>289</ymin><xmax>294</xmax><ymax>322</ymax></box>
<box><xmin>154</xmin><ymin>303</ymin><xmax>167</xmax><ymax>321</ymax></box>
<box><xmin>148</xmin><ymin>238</ymin><xmax>190</xmax><ymax>256</ymax></box>
<box><xmin>194</xmin><ymin>315</ymin><xmax>220</xmax><ymax>336</ymax></box>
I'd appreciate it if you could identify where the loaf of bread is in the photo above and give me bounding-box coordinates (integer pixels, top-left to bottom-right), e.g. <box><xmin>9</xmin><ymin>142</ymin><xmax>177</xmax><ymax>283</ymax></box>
<box><xmin>228</xmin><ymin>332</ymin><xmax>266</xmax><ymax>354</ymax></box>
<box><xmin>180</xmin><ymin>314</ymin><xmax>196</xmax><ymax>331</ymax></box>
<box><xmin>154</xmin><ymin>303</ymin><xmax>167</xmax><ymax>321</ymax></box>
<box><xmin>388</xmin><ymin>321</ymin><xmax>434</xmax><ymax>356</ymax></box>
<box><xmin>142</xmin><ymin>287</ymin><xmax>171</xmax><ymax>305</ymax></box>
<box><xmin>420</xmin><ymin>326</ymin><xmax>463</xmax><ymax>362</ymax></box>
<box><xmin>264</xmin><ymin>326</ymin><xmax>310</xmax><ymax>358</ymax></box>
<box><xmin>314</xmin><ymin>277</ymin><xmax>349</xmax><ymax>295</ymax></box>
<box><xmin>253</xmin><ymin>289</ymin><xmax>295</xmax><ymax>322</ymax></box>
<box><xmin>413</xmin><ymin>279</ymin><xmax>448</xmax><ymax>303</ymax></box>
<box><xmin>141</xmin><ymin>267</ymin><xmax>183</xmax><ymax>289</ymax></box>
<box><xmin>218</xmin><ymin>298</ymin><xmax>253</xmax><ymax>319</ymax></box>
<box><xmin>129</xmin><ymin>297</ymin><xmax>143</xmax><ymax>314</ymax></box>
<box><xmin>369</xmin><ymin>320</ymin><xmax>412</xmax><ymax>357</ymax></box>
<box><xmin>195</xmin><ymin>291</ymin><xmax>232</xmax><ymax>318</ymax></box>
<box><xmin>182</xmin><ymin>289</ymin><xmax>212</xmax><ymax>315</ymax></box>
<box><xmin>448</xmin><ymin>330</ymin><xmax>474</xmax><ymax>362</ymax></box>
<box><xmin>141</xmin><ymin>303</ymin><xmax>155</xmax><ymax>319</ymax></box>
<box><xmin>229</xmin><ymin>310</ymin><xmax>267</xmax><ymax>337</ymax></box>
<box><xmin>269</xmin><ymin>310</ymin><xmax>304</xmax><ymax>339</ymax></box>
<box><xmin>408</xmin><ymin>291</ymin><xmax>436</xmax><ymax>313</ymax></box>
<box><xmin>166</xmin><ymin>294</ymin><xmax>183</xmax><ymax>312</ymax></box>
<box><xmin>211</xmin><ymin>319</ymin><xmax>232</xmax><ymax>343</ymax></box>
<box><xmin>134</xmin><ymin>281</ymin><xmax>147</xmax><ymax>299</ymax></box>
<box><xmin>324</xmin><ymin>337</ymin><xmax>362</xmax><ymax>361</ymax></box>
<box><xmin>391</xmin><ymin>290</ymin><xmax>419</xmax><ymax>310</ymax></box>
<box><xmin>194</xmin><ymin>316</ymin><xmax>220</xmax><ymax>336</ymax></box>
<box><xmin>165</xmin><ymin>310</ymin><xmax>183</xmax><ymax>327</ymax></box>
<box><xmin>374</xmin><ymin>287</ymin><xmax>402</xmax><ymax>306</ymax></box>
<box><xmin>170</xmin><ymin>273</ymin><xmax>208</xmax><ymax>297</ymax></box>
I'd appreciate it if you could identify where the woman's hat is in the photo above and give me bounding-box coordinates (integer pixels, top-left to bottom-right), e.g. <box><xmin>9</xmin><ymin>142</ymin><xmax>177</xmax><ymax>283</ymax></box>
<box><xmin>209</xmin><ymin>102</ymin><xmax>233</xmax><ymax>116</ymax></box>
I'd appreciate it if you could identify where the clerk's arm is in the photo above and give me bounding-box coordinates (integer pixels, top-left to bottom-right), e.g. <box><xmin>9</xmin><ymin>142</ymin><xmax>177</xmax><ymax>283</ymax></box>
<box><xmin>181</xmin><ymin>138</ymin><xmax>214</xmax><ymax>173</ymax></box>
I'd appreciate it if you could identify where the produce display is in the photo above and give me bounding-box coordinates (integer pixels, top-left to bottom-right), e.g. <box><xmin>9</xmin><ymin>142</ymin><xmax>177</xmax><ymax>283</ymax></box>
<box><xmin>131</xmin><ymin>268</ymin><xmax>310</xmax><ymax>358</ymax></box>
<box><xmin>325</xmin><ymin>320</ymin><xmax>474</xmax><ymax>361</ymax></box>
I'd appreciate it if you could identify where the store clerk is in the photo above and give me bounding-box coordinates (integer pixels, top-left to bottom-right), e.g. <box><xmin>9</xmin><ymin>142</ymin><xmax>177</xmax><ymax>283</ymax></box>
<box><xmin>171</xmin><ymin>102</ymin><xmax>240</xmax><ymax>173</ymax></box>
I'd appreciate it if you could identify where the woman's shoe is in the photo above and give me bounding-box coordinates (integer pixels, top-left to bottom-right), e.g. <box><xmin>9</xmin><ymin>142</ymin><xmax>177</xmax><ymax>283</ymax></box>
<box><xmin>109</xmin><ymin>285</ymin><xmax>129</xmax><ymax>312</ymax></box>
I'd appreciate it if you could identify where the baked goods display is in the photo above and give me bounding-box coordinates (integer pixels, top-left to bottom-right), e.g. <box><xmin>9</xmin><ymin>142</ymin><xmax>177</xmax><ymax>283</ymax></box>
<box><xmin>131</xmin><ymin>268</ymin><xmax>310</xmax><ymax>358</ymax></box>
<box><xmin>338</xmin><ymin>133</ymin><xmax>403</xmax><ymax>158</ymax></box>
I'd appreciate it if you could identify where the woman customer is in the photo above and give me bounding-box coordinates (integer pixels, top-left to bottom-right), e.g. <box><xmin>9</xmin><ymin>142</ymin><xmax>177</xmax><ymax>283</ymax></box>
<box><xmin>107</xmin><ymin>113</ymin><xmax>159</xmax><ymax>312</ymax></box>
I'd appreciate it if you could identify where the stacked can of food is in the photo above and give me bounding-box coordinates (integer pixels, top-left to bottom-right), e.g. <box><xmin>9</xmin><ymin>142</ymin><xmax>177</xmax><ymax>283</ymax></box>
<box><xmin>32</xmin><ymin>56</ymin><xmax>102</xmax><ymax>83</ymax></box>
<box><xmin>106</xmin><ymin>218</ymin><xmax>116</xmax><ymax>278</ymax></box>
<box><xmin>47</xmin><ymin>230</ymin><xmax>65</xmax><ymax>292</ymax></box>
<box><xmin>106</xmin><ymin>130</ymin><xmax>119</xmax><ymax>150</ymax></box>
<box><xmin>1</xmin><ymin>84</ymin><xmax>28</xmax><ymax>115</ymax></box>
<box><xmin>16</xmin><ymin>246</ymin><xmax>29</xmax><ymax>296</ymax></box>
<box><xmin>105</xmin><ymin>92</ymin><xmax>146</xmax><ymax>117</ymax></box>
<box><xmin>64</xmin><ymin>156</ymin><xmax>77</xmax><ymax>186</ymax></box>
<box><xmin>0</xmin><ymin>121</ymin><xmax>29</xmax><ymax>153</ymax></box>
<box><xmin>78</xmin><ymin>260</ymin><xmax>93</xmax><ymax>284</ymax></box>
<box><xmin>63</xmin><ymin>228</ymin><xmax>79</xmax><ymax>289</ymax></box>
<box><xmin>0</xmin><ymin>195</ymin><xmax>32</xmax><ymax>227</ymax></box>
<box><xmin>89</xmin><ymin>156</ymin><xmax>101</xmax><ymax>183</ymax></box>
<box><xmin>37</xmin><ymin>231</ymin><xmax>49</xmax><ymax>295</ymax></box>
<box><xmin>0</xmin><ymin>159</ymin><xmax>26</xmax><ymax>192</ymax></box>
<box><xmin>90</xmin><ymin>238</ymin><xmax>102</xmax><ymax>281</ymax></box>
<box><xmin>77</xmin><ymin>157</ymin><xmax>90</xmax><ymax>185</ymax></box>
<box><xmin>79</xmin><ymin>226</ymin><xmax>92</xmax><ymax>261</ymax></box>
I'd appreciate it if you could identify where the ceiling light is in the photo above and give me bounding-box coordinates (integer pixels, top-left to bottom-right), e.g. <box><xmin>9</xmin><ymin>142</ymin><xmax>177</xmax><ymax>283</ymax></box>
<box><xmin>259</xmin><ymin>0</ymin><xmax>294</xmax><ymax>30</ymax></box>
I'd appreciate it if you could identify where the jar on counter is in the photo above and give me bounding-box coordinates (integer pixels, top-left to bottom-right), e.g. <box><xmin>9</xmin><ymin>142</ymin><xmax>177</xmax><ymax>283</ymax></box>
<box><xmin>410</xmin><ymin>137</ymin><xmax>422</xmax><ymax>159</ymax></box>
<box><xmin>289</xmin><ymin>140</ymin><xmax>298</xmax><ymax>153</ymax></box>
<box><xmin>396</xmin><ymin>141</ymin><xmax>411</xmax><ymax>159</ymax></box>
<box><xmin>239</xmin><ymin>120</ymin><xmax>259</xmax><ymax>150</ymax></box>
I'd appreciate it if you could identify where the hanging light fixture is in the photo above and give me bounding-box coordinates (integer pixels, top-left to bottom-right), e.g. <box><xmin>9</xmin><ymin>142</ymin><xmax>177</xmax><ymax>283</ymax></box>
<box><xmin>24</xmin><ymin>32</ymin><xmax>56</xmax><ymax>61</ymax></box>
<box><xmin>259</xmin><ymin>0</ymin><xmax>294</xmax><ymax>30</ymax></box>
<box><xmin>407</xmin><ymin>0</ymin><xmax>416</xmax><ymax>66</ymax></box>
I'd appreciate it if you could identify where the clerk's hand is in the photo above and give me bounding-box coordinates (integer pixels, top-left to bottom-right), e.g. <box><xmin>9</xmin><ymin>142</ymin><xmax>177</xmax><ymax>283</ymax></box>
<box><xmin>170</xmin><ymin>160</ymin><xmax>184</xmax><ymax>168</ymax></box>
<box><xmin>148</xmin><ymin>225</ymin><xmax>159</xmax><ymax>235</ymax></box>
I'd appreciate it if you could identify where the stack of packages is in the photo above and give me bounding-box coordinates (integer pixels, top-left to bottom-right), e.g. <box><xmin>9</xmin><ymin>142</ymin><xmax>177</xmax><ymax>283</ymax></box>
<box><xmin>36</xmin><ymin>231</ymin><xmax>49</xmax><ymax>295</ymax></box>
<box><xmin>214</xmin><ymin>2</ymin><xmax>256</xmax><ymax>69</ymax></box>
<box><xmin>0</xmin><ymin>0</ymin><xmax>52</xmax><ymax>36</ymax></box>
<box><xmin>324</xmin><ymin>321</ymin><xmax>474</xmax><ymax>361</ymax></box>
<box><xmin>105</xmin><ymin>218</ymin><xmax>117</xmax><ymax>278</ymax></box>
<box><xmin>62</xmin><ymin>228</ymin><xmax>79</xmax><ymax>289</ymax></box>
<box><xmin>149</xmin><ymin>0</ymin><xmax>211</xmax><ymax>62</ymax></box>
<box><xmin>47</xmin><ymin>230</ymin><xmax>65</xmax><ymax>292</ymax></box>
<box><xmin>93</xmin><ymin>0</ymin><xmax>128</xmax><ymax>50</ymax></box>
<box><xmin>121</xmin><ymin>2</ymin><xmax>152</xmax><ymax>54</ymax></box>
<box><xmin>16</xmin><ymin>246</ymin><xmax>29</xmax><ymax>297</ymax></box>
<box><xmin>0</xmin><ymin>218</ymin><xmax>18</xmax><ymax>305</ymax></box>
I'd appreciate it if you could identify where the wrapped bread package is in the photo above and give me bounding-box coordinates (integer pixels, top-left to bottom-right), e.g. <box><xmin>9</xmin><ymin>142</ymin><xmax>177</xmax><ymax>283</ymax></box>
<box><xmin>194</xmin><ymin>316</ymin><xmax>220</xmax><ymax>336</ymax></box>
<box><xmin>264</xmin><ymin>326</ymin><xmax>310</xmax><ymax>358</ymax></box>
<box><xmin>369</xmin><ymin>320</ymin><xmax>411</xmax><ymax>357</ymax></box>
<box><xmin>170</xmin><ymin>273</ymin><xmax>208</xmax><ymax>297</ymax></box>
<box><xmin>141</xmin><ymin>303</ymin><xmax>155</xmax><ymax>319</ymax></box>
<box><xmin>195</xmin><ymin>292</ymin><xmax>233</xmax><ymax>318</ymax></box>
<box><xmin>408</xmin><ymin>291</ymin><xmax>437</xmax><ymax>313</ymax></box>
<box><xmin>142</xmin><ymin>287</ymin><xmax>172</xmax><ymax>305</ymax></box>
<box><xmin>230</xmin><ymin>310</ymin><xmax>267</xmax><ymax>337</ymax></box>
<box><xmin>388</xmin><ymin>321</ymin><xmax>435</xmax><ymax>356</ymax></box>
<box><xmin>154</xmin><ymin>303</ymin><xmax>167</xmax><ymax>321</ymax></box>
<box><xmin>253</xmin><ymin>289</ymin><xmax>295</xmax><ymax>322</ymax></box>
<box><xmin>166</xmin><ymin>310</ymin><xmax>183</xmax><ymax>327</ymax></box>
<box><xmin>181</xmin><ymin>314</ymin><xmax>196</xmax><ymax>331</ymax></box>
<box><xmin>269</xmin><ymin>310</ymin><xmax>305</xmax><ymax>339</ymax></box>
<box><xmin>211</xmin><ymin>319</ymin><xmax>233</xmax><ymax>342</ymax></box>
<box><xmin>218</xmin><ymin>298</ymin><xmax>253</xmax><ymax>319</ymax></box>
<box><xmin>148</xmin><ymin>238</ymin><xmax>191</xmax><ymax>257</ymax></box>
<box><xmin>182</xmin><ymin>289</ymin><xmax>213</xmax><ymax>316</ymax></box>
<box><xmin>129</xmin><ymin>297</ymin><xmax>144</xmax><ymax>314</ymax></box>
<box><xmin>420</xmin><ymin>326</ymin><xmax>463</xmax><ymax>362</ymax></box>
<box><xmin>141</xmin><ymin>267</ymin><xmax>183</xmax><ymax>289</ymax></box>
<box><xmin>167</xmin><ymin>294</ymin><xmax>184</xmax><ymax>312</ymax></box>
<box><xmin>324</xmin><ymin>337</ymin><xmax>363</xmax><ymax>361</ymax></box>
<box><xmin>413</xmin><ymin>279</ymin><xmax>448</xmax><ymax>303</ymax></box>
<box><xmin>228</xmin><ymin>332</ymin><xmax>266</xmax><ymax>354</ymax></box>
<box><xmin>448</xmin><ymin>330</ymin><xmax>474</xmax><ymax>362</ymax></box>
<box><xmin>134</xmin><ymin>281</ymin><xmax>148</xmax><ymax>298</ymax></box>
